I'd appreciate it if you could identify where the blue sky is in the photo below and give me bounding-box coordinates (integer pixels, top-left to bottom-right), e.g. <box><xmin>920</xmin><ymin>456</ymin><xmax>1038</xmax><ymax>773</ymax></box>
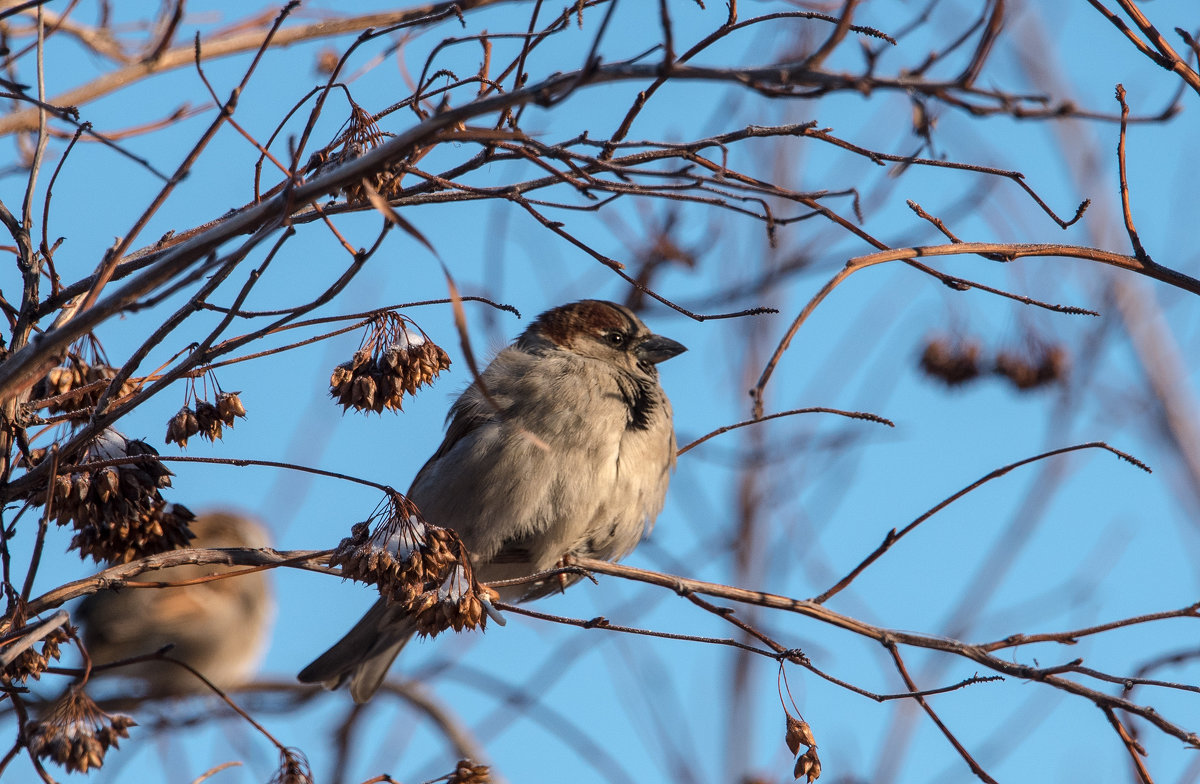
<box><xmin>6</xmin><ymin>1</ymin><xmax>1200</xmax><ymax>782</ymax></box>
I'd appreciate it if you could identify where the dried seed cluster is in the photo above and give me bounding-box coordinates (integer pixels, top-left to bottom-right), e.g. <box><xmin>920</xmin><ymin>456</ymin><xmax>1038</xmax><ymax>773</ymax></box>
<box><xmin>165</xmin><ymin>391</ymin><xmax>247</xmax><ymax>447</ymax></box>
<box><xmin>49</xmin><ymin>429</ymin><xmax>195</xmax><ymax>563</ymax></box>
<box><xmin>919</xmin><ymin>337</ymin><xmax>982</xmax><ymax>386</ymax></box>
<box><xmin>920</xmin><ymin>336</ymin><xmax>1068</xmax><ymax>392</ymax></box>
<box><xmin>306</xmin><ymin>103</ymin><xmax>406</xmax><ymax>201</ymax></box>
<box><xmin>25</xmin><ymin>686</ymin><xmax>135</xmax><ymax>774</ymax></box>
<box><xmin>994</xmin><ymin>344</ymin><xmax>1068</xmax><ymax>390</ymax></box>
<box><xmin>785</xmin><ymin>714</ymin><xmax>821</xmax><ymax>782</ymax></box>
<box><xmin>330</xmin><ymin>496</ymin><xmax>500</xmax><ymax>637</ymax></box>
<box><xmin>447</xmin><ymin>759</ymin><xmax>491</xmax><ymax>784</ymax></box>
<box><xmin>71</xmin><ymin>500</ymin><xmax>196</xmax><ymax>565</ymax></box>
<box><xmin>1</xmin><ymin>624</ymin><xmax>72</xmax><ymax>685</ymax></box>
<box><xmin>409</xmin><ymin>563</ymin><xmax>500</xmax><ymax>637</ymax></box>
<box><xmin>330</xmin><ymin>315</ymin><xmax>451</xmax><ymax>414</ymax></box>
<box><xmin>32</xmin><ymin>356</ymin><xmax>139</xmax><ymax>416</ymax></box>
<box><xmin>793</xmin><ymin>748</ymin><xmax>822</xmax><ymax>782</ymax></box>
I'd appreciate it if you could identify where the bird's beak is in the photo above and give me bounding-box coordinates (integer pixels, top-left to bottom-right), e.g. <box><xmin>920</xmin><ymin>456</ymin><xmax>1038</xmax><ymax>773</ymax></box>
<box><xmin>636</xmin><ymin>334</ymin><xmax>687</xmax><ymax>364</ymax></box>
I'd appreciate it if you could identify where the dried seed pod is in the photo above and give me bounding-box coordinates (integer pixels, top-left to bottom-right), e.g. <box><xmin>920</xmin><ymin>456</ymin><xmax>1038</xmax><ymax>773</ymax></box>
<box><xmin>53</xmin><ymin>474</ymin><xmax>73</xmax><ymax>501</ymax></box>
<box><xmin>413</xmin><ymin>565</ymin><xmax>501</xmax><ymax>637</ymax></box>
<box><xmin>330</xmin><ymin>363</ymin><xmax>353</xmax><ymax>389</ymax></box>
<box><xmin>215</xmin><ymin>391</ymin><xmax>247</xmax><ymax>426</ymax></box>
<box><xmin>792</xmin><ymin>747</ymin><xmax>821</xmax><ymax>782</ymax></box>
<box><xmin>70</xmin><ymin>500</ymin><xmax>196</xmax><ymax>564</ymax></box>
<box><xmin>123</xmin><ymin>438</ymin><xmax>172</xmax><ymax>488</ymax></box>
<box><xmin>97</xmin><ymin>467</ymin><xmax>120</xmax><ymax>500</ymax></box>
<box><xmin>793</xmin><ymin>752</ymin><xmax>812</xmax><ymax>781</ymax></box>
<box><xmin>203</xmin><ymin>418</ymin><xmax>223</xmax><ymax>442</ymax></box>
<box><xmin>72</xmin><ymin>471</ymin><xmax>91</xmax><ymax>503</ymax></box>
<box><xmin>329</xmin><ymin>495</ymin><xmax>500</xmax><ymax>638</ymax></box>
<box><xmin>165</xmin><ymin>406</ymin><xmax>200</xmax><ymax>448</ymax></box>
<box><xmin>46</xmin><ymin>367</ymin><xmax>68</xmax><ymax>393</ymax></box>
<box><xmin>192</xmin><ymin>401</ymin><xmax>224</xmax><ymax>442</ymax></box>
<box><xmin>446</xmin><ymin>759</ymin><xmax>491</xmax><ymax>784</ymax></box>
<box><xmin>32</xmin><ymin>355</ymin><xmax>141</xmax><ymax>415</ymax></box>
<box><xmin>42</xmin><ymin>429</ymin><xmax>194</xmax><ymax>564</ymax></box>
<box><xmin>785</xmin><ymin>714</ymin><xmax>816</xmax><ymax>755</ymax></box>
<box><xmin>355</xmin><ymin>374</ymin><xmax>376</xmax><ymax>410</ymax></box>
<box><xmin>369</xmin><ymin>371</ymin><xmax>388</xmax><ymax>413</ymax></box>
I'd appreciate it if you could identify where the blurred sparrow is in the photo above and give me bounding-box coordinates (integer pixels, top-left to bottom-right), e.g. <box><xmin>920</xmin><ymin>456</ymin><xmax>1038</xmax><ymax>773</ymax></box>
<box><xmin>77</xmin><ymin>511</ymin><xmax>274</xmax><ymax>697</ymax></box>
<box><xmin>299</xmin><ymin>300</ymin><xmax>685</xmax><ymax>702</ymax></box>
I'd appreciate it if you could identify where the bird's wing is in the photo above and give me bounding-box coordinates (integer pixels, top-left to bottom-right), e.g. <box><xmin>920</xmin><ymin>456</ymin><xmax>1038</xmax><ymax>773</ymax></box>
<box><xmin>411</xmin><ymin>383</ymin><xmax>495</xmax><ymax>489</ymax></box>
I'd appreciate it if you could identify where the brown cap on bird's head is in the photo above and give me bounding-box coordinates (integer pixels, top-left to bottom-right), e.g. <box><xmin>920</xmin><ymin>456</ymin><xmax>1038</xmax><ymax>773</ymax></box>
<box><xmin>520</xmin><ymin>300</ymin><xmax>686</xmax><ymax>366</ymax></box>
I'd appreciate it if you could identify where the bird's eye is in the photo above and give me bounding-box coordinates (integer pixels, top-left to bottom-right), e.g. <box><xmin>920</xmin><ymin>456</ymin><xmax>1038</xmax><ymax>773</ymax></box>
<box><xmin>603</xmin><ymin>331</ymin><xmax>626</xmax><ymax>347</ymax></box>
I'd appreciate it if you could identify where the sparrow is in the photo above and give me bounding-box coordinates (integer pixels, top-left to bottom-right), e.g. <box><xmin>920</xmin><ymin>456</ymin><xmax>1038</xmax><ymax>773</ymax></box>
<box><xmin>299</xmin><ymin>300</ymin><xmax>685</xmax><ymax>702</ymax></box>
<box><xmin>77</xmin><ymin>511</ymin><xmax>274</xmax><ymax>697</ymax></box>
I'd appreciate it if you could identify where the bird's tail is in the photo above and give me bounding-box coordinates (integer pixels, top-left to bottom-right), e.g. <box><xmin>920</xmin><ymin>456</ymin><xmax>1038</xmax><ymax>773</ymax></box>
<box><xmin>297</xmin><ymin>599</ymin><xmax>416</xmax><ymax>704</ymax></box>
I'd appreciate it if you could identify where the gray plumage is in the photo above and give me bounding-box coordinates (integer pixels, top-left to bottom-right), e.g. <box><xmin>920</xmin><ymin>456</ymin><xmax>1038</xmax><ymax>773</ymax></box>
<box><xmin>298</xmin><ymin>300</ymin><xmax>684</xmax><ymax>703</ymax></box>
<box><xmin>78</xmin><ymin>511</ymin><xmax>274</xmax><ymax>697</ymax></box>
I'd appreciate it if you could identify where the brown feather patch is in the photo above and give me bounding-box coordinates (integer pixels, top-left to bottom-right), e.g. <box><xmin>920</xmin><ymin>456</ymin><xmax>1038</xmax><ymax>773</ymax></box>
<box><xmin>531</xmin><ymin>300</ymin><xmax>632</xmax><ymax>347</ymax></box>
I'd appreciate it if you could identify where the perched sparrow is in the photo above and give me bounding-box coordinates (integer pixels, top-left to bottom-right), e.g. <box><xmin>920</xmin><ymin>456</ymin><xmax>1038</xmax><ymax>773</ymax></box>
<box><xmin>299</xmin><ymin>300</ymin><xmax>685</xmax><ymax>702</ymax></box>
<box><xmin>77</xmin><ymin>511</ymin><xmax>274</xmax><ymax>697</ymax></box>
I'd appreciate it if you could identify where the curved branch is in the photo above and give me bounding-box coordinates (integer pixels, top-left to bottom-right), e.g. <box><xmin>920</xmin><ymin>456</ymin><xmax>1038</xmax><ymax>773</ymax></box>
<box><xmin>0</xmin><ymin>1</ymin><xmax>525</xmax><ymax>135</ymax></box>
<box><xmin>751</xmin><ymin>241</ymin><xmax>1200</xmax><ymax>416</ymax></box>
<box><xmin>566</xmin><ymin>556</ymin><xmax>1200</xmax><ymax>749</ymax></box>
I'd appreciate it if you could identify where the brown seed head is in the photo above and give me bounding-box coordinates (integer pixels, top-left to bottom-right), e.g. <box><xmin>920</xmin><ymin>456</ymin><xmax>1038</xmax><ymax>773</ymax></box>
<box><xmin>785</xmin><ymin>714</ymin><xmax>816</xmax><ymax>755</ymax></box>
<box><xmin>165</xmin><ymin>406</ymin><xmax>200</xmax><ymax>448</ymax></box>
<box><xmin>215</xmin><ymin>391</ymin><xmax>247</xmax><ymax>425</ymax></box>
<box><xmin>32</xmin><ymin>355</ymin><xmax>141</xmax><ymax>415</ymax></box>
<box><xmin>792</xmin><ymin>747</ymin><xmax>821</xmax><ymax>782</ymax></box>
<box><xmin>45</xmin><ymin>430</ymin><xmax>195</xmax><ymax>563</ymax></box>
<box><xmin>329</xmin><ymin>314</ymin><xmax>451</xmax><ymax>414</ymax></box>
<box><xmin>919</xmin><ymin>336</ymin><xmax>982</xmax><ymax>387</ymax></box>
<box><xmin>193</xmin><ymin>401</ymin><xmax>224</xmax><ymax>442</ymax></box>
<box><xmin>25</xmin><ymin>685</ymin><xmax>135</xmax><ymax>773</ymax></box>
<box><xmin>1</xmin><ymin>623</ymin><xmax>73</xmax><ymax>685</ymax></box>
<box><xmin>330</xmin><ymin>495</ymin><xmax>498</xmax><ymax>637</ymax></box>
<box><xmin>995</xmin><ymin>342</ymin><xmax>1069</xmax><ymax>391</ymax></box>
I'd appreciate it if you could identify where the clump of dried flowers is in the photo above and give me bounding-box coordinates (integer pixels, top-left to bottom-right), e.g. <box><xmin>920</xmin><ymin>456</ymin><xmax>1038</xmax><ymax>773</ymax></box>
<box><xmin>48</xmin><ymin>428</ymin><xmax>195</xmax><ymax>563</ymax></box>
<box><xmin>329</xmin><ymin>493</ymin><xmax>501</xmax><ymax>637</ymax></box>
<box><xmin>31</xmin><ymin>341</ymin><xmax>141</xmax><ymax>419</ymax></box>
<box><xmin>0</xmin><ymin>621</ymin><xmax>73</xmax><ymax>685</ymax></box>
<box><xmin>330</xmin><ymin>312</ymin><xmax>450</xmax><ymax>414</ymax></box>
<box><xmin>165</xmin><ymin>390</ymin><xmax>247</xmax><ymax>447</ymax></box>
<box><xmin>994</xmin><ymin>341</ymin><xmax>1068</xmax><ymax>391</ymax></box>
<box><xmin>164</xmin><ymin>368</ymin><xmax>248</xmax><ymax>448</ymax></box>
<box><xmin>25</xmin><ymin>685</ymin><xmax>135</xmax><ymax>773</ymax></box>
<box><xmin>918</xmin><ymin>335</ymin><xmax>982</xmax><ymax>387</ymax></box>
<box><xmin>305</xmin><ymin>101</ymin><xmax>412</xmax><ymax>201</ymax></box>
<box><xmin>785</xmin><ymin>711</ymin><xmax>821</xmax><ymax>782</ymax></box>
